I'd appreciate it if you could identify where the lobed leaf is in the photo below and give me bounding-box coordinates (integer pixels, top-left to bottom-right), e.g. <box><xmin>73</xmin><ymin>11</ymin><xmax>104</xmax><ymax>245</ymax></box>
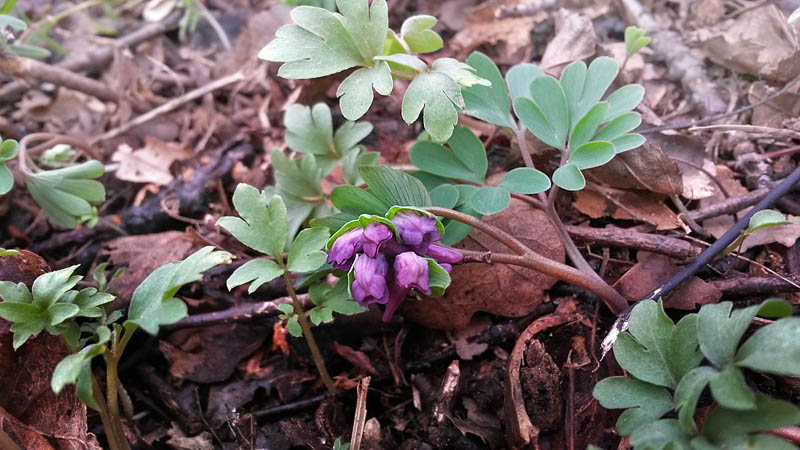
<box><xmin>593</xmin><ymin>376</ymin><xmax>674</xmax><ymax>435</ymax></box>
<box><xmin>629</xmin><ymin>419</ymin><xmax>691</xmax><ymax>450</ymax></box>
<box><xmin>287</xmin><ymin>227</ymin><xmax>331</xmax><ymax>273</ymax></box>
<box><xmin>462</xmin><ymin>52</ymin><xmax>514</xmax><ymax>128</ymax></box>
<box><xmin>217</xmin><ymin>183</ymin><xmax>289</xmax><ymax>259</ymax></box>
<box><xmin>736</xmin><ymin>317</ymin><xmax>800</xmax><ymax>376</ymax></box>
<box><xmin>697</xmin><ymin>301</ymin><xmax>760</xmax><ymax>368</ymax></box>
<box><xmin>399</xmin><ymin>15</ymin><xmax>443</xmax><ymax>53</ymax></box>
<box><xmin>227</xmin><ymin>258</ymin><xmax>283</xmax><ymax>294</ymax></box>
<box><xmin>337</xmin><ymin>61</ymin><xmax>393</xmax><ymax>120</ymax></box>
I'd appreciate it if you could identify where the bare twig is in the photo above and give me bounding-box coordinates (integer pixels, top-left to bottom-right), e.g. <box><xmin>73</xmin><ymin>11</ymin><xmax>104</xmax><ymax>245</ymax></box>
<box><xmin>350</xmin><ymin>376</ymin><xmax>371</xmax><ymax>450</ymax></box>
<box><xmin>565</xmin><ymin>225</ymin><xmax>701</xmax><ymax>259</ymax></box>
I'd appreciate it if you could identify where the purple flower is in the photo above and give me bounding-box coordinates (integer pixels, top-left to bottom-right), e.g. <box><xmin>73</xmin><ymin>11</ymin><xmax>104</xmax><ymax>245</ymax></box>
<box><xmin>439</xmin><ymin>263</ymin><xmax>452</xmax><ymax>273</ymax></box>
<box><xmin>361</xmin><ymin>222</ymin><xmax>393</xmax><ymax>257</ymax></box>
<box><xmin>351</xmin><ymin>254</ymin><xmax>389</xmax><ymax>306</ymax></box>
<box><xmin>383</xmin><ymin>284</ymin><xmax>410</xmax><ymax>322</ymax></box>
<box><xmin>327</xmin><ymin>228</ymin><xmax>363</xmax><ymax>270</ymax></box>
<box><xmin>391</xmin><ymin>212</ymin><xmax>440</xmax><ymax>251</ymax></box>
<box><xmin>394</xmin><ymin>252</ymin><xmax>430</xmax><ymax>293</ymax></box>
<box><xmin>425</xmin><ymin>244</ymin><xmax>463</xmax><ymax>264</ymax></box>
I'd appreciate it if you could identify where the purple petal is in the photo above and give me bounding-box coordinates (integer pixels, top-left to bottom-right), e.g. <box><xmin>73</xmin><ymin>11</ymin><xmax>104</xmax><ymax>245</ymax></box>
<box><xmin>351</xmin><ymin>254</ymin><xmax>389</xmax><ymax>306</ymax></box>
<box><xmin>327</xmin><ymin>228</ymin><xmax>363</xmax><ymax>268</ymax></box>
<box><xmin>391</xmin><ymin>212</ymin><xmax>440</xmax><ymax>247</ymax></box>
<box><xmin>361</xmin><ymin>222</ymin><xmax>393</xmax><ymax>257</ymax></box>
<box><xmin>393</xmin><ymin>251</ymin><xmax>430</xmax><ymax>294</ymax></box>
<box><xmin>425</xmin><ymin>244</ymin><xmax>463</xmax><ymax>263</ymax></box>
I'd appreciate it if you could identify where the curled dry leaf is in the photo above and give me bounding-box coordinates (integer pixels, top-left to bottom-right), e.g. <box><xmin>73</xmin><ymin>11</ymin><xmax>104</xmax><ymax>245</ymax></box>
<box><xmin>450</xmin><ymin>1</ymin><xmax>543</xmax><ymax>63</ymax></box>
<box><xmin>401</xmin><ymin>197</ymin><xmax>565</xmax><ymax>329</ymax></box>
<box><xmin>540</xmin><ymin>9</ymin><xmax>597</xmax><ymax>75</ymax></box>
<box><xmin>573</xmin><ymin>187</ymin><xmax>683</xmax><ymax>230</ymax></box>
<box><xmin>584</xmin><ymin>142</ymin><xmax>683</xmax><ymax>196</ymax></box>
<box><xmin>700</xmin><ymin>165</ymin><xmax>749</xmax><ymax>238</ymax></box>
<box><xmin>112</xmin><ymin>137</ymin><xmax>191</xmax><ymax>186</ymax></box>
<box><xmin>740</xmin><ymin>215</ymin><xmax>800</xmax><ymax>252</ymax></box>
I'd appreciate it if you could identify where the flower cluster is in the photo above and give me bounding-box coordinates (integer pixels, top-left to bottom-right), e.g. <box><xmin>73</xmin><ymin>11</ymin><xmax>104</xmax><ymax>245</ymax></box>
<box><xmin>327</xmin><ymin>211</ymin><xmax>462</xmax><ymax>321</ymax></box>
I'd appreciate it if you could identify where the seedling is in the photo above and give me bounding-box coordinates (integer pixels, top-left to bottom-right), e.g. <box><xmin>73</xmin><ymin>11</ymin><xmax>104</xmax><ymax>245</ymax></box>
<box><xmin>0</xmin><ymin>247</ymin><xmax>232</xmax><ymax>450</ymax></box>
<box><xmin>593</xmin><ymin>299</ymin><xmax>800</xmax><ymax>449</ymax></box>
<box><xmin>724</xmin><ymin>209</ymin><xmax>794</xmax><ymax>255</ymax></box>
<box><xmin>0</xmin><ymin>0</ymin><xmax>52</xmax><ymax>60</ymax></box>
<box><xmin>0</xmin><ymin>135</ymin><xmax>18</xmax><ymax>195</ymax></box>
<box><xmin>624</xmin><ymin>26</ymin><xmax>651</xmax><ymax>59</ymax></box>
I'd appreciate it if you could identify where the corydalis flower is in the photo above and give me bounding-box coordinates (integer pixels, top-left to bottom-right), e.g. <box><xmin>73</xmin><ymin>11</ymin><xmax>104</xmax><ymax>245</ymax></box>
<box><xmin>327</xmin><ymin>228</ymin><xmax>363</xmax><ymax>270</ymax></box>
<box><xmin>391</xmin><ymin>211</ymin><xmax>440</xmax><ymax>250</ymax></box>
<box><xmin>426</xmin><ymin>244</ymin><xmax>463</xmax><ymax>264</ymax></box>
<box><xmin>351</xmin><ymin>254</ymin><xmax>389</xmax><ymax>305</ymax></box>
<box><xmin>383</xmin><ymin>252</ymin><xmax>430</xmax><ymax>321</ymax></box>
<box><xmin>362</xmin><ymin>222</ymin><xmax>393</xmax><ymax>257</ymax></box>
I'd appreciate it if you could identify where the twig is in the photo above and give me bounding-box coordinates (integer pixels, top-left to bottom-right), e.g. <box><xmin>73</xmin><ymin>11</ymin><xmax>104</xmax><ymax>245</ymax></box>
<box><xmin>712</xmin><ymin>275</ymin><xmax>800</xmax><ymax>295</ymax></box>
<box><xmin>565</xmin><ymin>225</ymin><xmax>701</xmax><ymax>259</ymax></box>
<box><xmin>688</xmin><ymin>124</ymin><xmax>800</xmax><ymax>140</ymax></box>
<box><xmin>602</xmin><ymin>165</ymin><xmax>800</xmax><ymax>357</ymax></box>
<box><xmin>91</xmin><ymin>70</ymin><xmax>246</xmax><ymax>143</ymax></box>
<box><xmin>252</xmin><ymin>395</ymin><xmax>325</xmax><ymax>419</ymax></box>
<box><xmin>639</xmin><ymin>73</ymin><xmax>800</xmax><ymax>134</ymax></box>
<box><xmin>162</xmin><ymin>294</ymin><xmax>306</xmax><ymax>330</ymax></box>
<box><xmin>350</xmin><ymin>376</ymin><xmax>371</xmax><ymax>450</ymax></box>
<box><xmin>685</xmin><ymin>186</ymin><xmax>771</xmax><ymax>222</ymax></box>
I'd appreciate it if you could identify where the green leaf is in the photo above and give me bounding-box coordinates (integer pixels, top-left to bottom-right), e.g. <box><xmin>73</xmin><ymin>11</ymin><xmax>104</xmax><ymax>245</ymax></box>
<box><xmin>217</xmin><ymin>184</ymin><xmax>289</xmax><ymax>259</ymax></box>
<box><xmin>0</xmin><ymin>281</ymin><xmax>32</xmax><ymax>304</ymax></box>
<box><xmin>284</xmin><ymin>103</ymin><xmax>334</xmax><ymax>156</ymax></box>
<box><xmin>0</xmin><ymin>1</ymin><xmax>20</xmax><ymax>16</ymax></box>
<box><xmin>552</xmin><ymin>163</ymin><xmax>585</xmax><ymax>191</ymax></box>
<box><xmin>669</xmin><ymin>314</ymin><xmax>704</xmax><ymax>381</ymax></box>
<box><xmin>592</xmin><ymin>376</ymin><xmax>674</xmax><ymax>436</ymax></box>
<box><xmin>594</xmin><ymin>112</ymin><xmax>641</xmax><ymax>142</ymax></box>
<box><xmin>426</xmin><ymin>258</ymin><xmax>451</xmax><ymax>297</ymax></box>
<box><xmin>402</xmin><ymin>59</ymin><xmax>474</xmax><ymax>142</ymax></box>
<box><xmin>469</xmin><ymin>186</ymin><xmax>510</xmax><ymax>216</ymax></box>
<box><xmin>226</xmin><ymin>258</ymin><xmax>283</xmax><ymax>294</ymax></box>
<box><xmin>570</xmin><ymin>102</ymin><xmax>609</xmax><ymax>150</ymax></box>
<box><xmin>569</xmin><ymin>141</ymin><xmax>616</xmax><ymax>170</ymax></box>
<box><xmin>0</xmin><ymin>139</ymin><xmax>18</xmax><ymax>160</ymax></box>
<box><xmin>334</xmin><ymin>121</ymin><xmax>373</xmax><ymax>155</ymax></box>
<box><xmin>0</xmin><ymin>302</ymin><xmax>43</xmax><ymax>323</ymax></box>
<box><xmin>610</xmin><ymin>133</ymin><xmax>645</xmax><ymax>153</ymax></box>
<box><xmin>287</xmin><ymin>315</ymin><xmax>302</xmax><ymax>337</ymax></box>
<box><xmin>288</xmin><ymin>227</ymin><xmax>330</xmax><ymax>273</ymax></box>
<box><xmin>76</xmin><ymin>362</ymin><xmax>100</xmax><ymax>410</ymax></box>
<box><xmin>560</xmin><ymin>61</ymin><xmax>587</xmax><ymax>130</ymax></box>
<box><xmin>702</xmin><ymin>394</ymin><xmax>800</xmax><ymax>443</ymax></box>
<box><xmin>259</xmin><ymin>3</ymin><xmax>364</xmax><ymax>78</ymax></box>
<box><xmin>46</xmin><ymin>303</ymin><xmax>79</xmax><ymax>326</ymax></box>
<box><xmin>308</xmin><ymin>278</ymin><xmax>366</xmax><ymax>324</ymax></box>
<box><xmin>429</xmin><ymin>184</ymin><xmax>459</xmax><ymax>208</ymax></box>
<box><xmin>10</xmin><ymin>318</ymin><xmax>47</xmax><ymax>349</ymax></box>
<box><xmin>697</xmin><ymin>301</ymin><xmax>760</xmax><ymax>368</ymax></box>
<box><xmin>0</xmin><ymin>163</ymin><xmax>12</xmax><ymax>195</ymax></box>
<box><xmin>0</xmin><ymin>248</ymin><xmax>20</xmax><ymax>257</ymax></box>
<box><xmin>747</xmin><ymin>209</ymin><xmax>791</xmax><ymax>233</ymax></box>
<box><xmin>499</xmin><ymin>167</ymin><xmax>551</xmax><ymax>194</ymax></box>
<box><xmin>126</xmin><ymin>247</ymin><xmax>232</xmax><ymax>335</ymax></box>
<box><xmin>360</xmin><ymin>165</ymin><xmax>431</xmax><ymax>207</ymax></box>
<box><xmin>341</xmin><ymin>148</ymin><xmax>379</xmax><ymax>186</ymax></box>
<box><xmin>757</xmin><ymin>298</ymin><xmax>793</xmax><ymax>318</ymax></box>
<box><xmin>674</xmin><ymin>366</ymin><xmax>717</xmax><ymax>434</ymax></box>
<box><xmin>400</xmin><ymin>15</ymin><xmax>442</xmax><ymax>53</ymax></box>
<box><xmin>624</xmin><ymin>26</ymin><xmax>651</xmax><ymax>56</ymax></box>
<box><xmin>433</xmin><ymin>58</ymin><xmax>491</xmax><ymax>88</ymax></box>
<box><xmin>526</xmin><ymin>75</ymin><xmax>570</xmax><ymax>149</ymax></box>
<box><xmin>277</xmin><ymin>303</ymin><xmax>294</xmax><ymax>316</ymax></box>
<box><xmin>337</xmin><ymin>0</ymin><xmax>388</xmax><ymax>59</ymax></box>
<box><xmin>8</xmin><ymin>43</ymin><xmax>51</xmax><ymax>60</ymax></box>
<box><xmin>629</xmin><ymin>419</ymin><xmax>691</xmax><ymax>450</ymax></box>
<box><xmin>603</xmin><ymin>84</ymin><xmax>645</xmax><ymax>122</ymax></box>
<box><xmin>0</xmin><ymin>14</ymin><xmax>25</xmax><ymax>31</ymax></box>
<box><xmin>337</xmin><ymin>61</ymin><xmax>393</xmax><ymax>120</ymax></box>
<box><xmin>31</xmin><ymin>265</ymin><xmax>80</xmax><ymax>310</ymax></box>
<box><xmin>462</xmin><ymin>51</ymin><xmax>514</xmax><ymax>128</ymax></box>
<box><xmin>52</xmin><ymin>353</ymin><xmax>86</xmax><ymax>395</ymax></box>
<box><xmin>375</xmin><ymin>53</ymin><xmax>427</xmax><ymax>72</ymax></box>
<box><xmin>709</xmin><ymin>365</ymin><xmax>756</xmax><ymax>410</ymax></box>
<box><xmin>330</xmin><ymin>184</ymin><xmax>390</xmax><ymax>216</ymax></box>
<box><xmin>25</xmin><ymin>160</ymin><xmax>106</xmax><ymax>228</ymax></box>
<box><xmin>580</xmin><ymin>57</ymin><xmax>619</xmax><ymax>114</ymax></box>
<box><xmin>505</xmin><ymin>63</ymin><xmax>543</xmax><ymax>101</ymax></box>
<box><xmin>410</xmin><ymin>126</ymin><xmax>487</xmax><ymax>184</ymax></box>
<box><xmin>736</xmin><ymin>317</ymin><xmax>800</xmax><ymax>376</ymax></box>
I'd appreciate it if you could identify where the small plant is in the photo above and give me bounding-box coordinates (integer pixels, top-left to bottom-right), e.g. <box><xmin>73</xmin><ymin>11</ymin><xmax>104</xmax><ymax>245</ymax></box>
<box><xmin>0</xmin><ymin>135</ymin><xmax>18</xmax><ymax>195</ymax></box>
<box><xmin>593</xmin><ymin>299</ymin><xmax>800</xmax><ymax>449</ymax></box>
<box><xmin>624</xmin><ymin>26</ymin><xmax>651</xmax><ymax>59</ymax></box>
<box><xmin>725</xmin><ymin>209</ymin><xmax>794</xmax><ymax>254</ymax></box>
<box><xmin>0</xmin><ymin>0</ymin><xmax>51</xmax><ymax>59</ymax></box>
<box><xmin>0</xmin><ymin>248</ymin><xmax>232</xmax><ymax>450</ymax></box>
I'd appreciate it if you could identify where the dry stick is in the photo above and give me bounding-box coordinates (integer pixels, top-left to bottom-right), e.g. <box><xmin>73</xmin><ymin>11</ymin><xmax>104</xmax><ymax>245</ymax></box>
<box><xmin>163</xmin><ymin>294</ymin><xmax>305</xmax><ymax>330</ymax></box>
<box><xmin>640</xmin><ymin>73</ymin><xmax>800</xmax><ymax>134</ymax></box>
<box><xmin>0</xmin><ymin>51</ymin><xmax>119</xmax><ymax>103</ymax></box>
<box><xmin>425</xmin><ymin>207</ymin><xmax>629</xmax><ymax>313</ymax></box>
<box><xmin>91</xmin><ymin>70</ymin><xmax>246</xmax><ymax>143</ymax></box>
<box><xmin>686</xmin><ymin>186</ymin><xmax>771</xmax><ymax>222</ymax></box>
<box><xmin>0</xmin><ymin>11</ymin><xmax>182</xmax><ymax>101</ymax></box>
<box><xmin>601</xmin><ymin>164</ymin><xmax>800</xmax><ymax>357</ymax></box>
<box><xmin>350</xmin><ymin>376</ymin><xmax>371</xmax><ymax>450</ymax></box>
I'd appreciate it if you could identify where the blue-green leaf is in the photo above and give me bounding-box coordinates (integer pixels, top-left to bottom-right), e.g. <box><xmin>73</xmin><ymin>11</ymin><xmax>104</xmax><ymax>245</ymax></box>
<box><xmin>569</xmin><ymin>141</ymin><xmax>616</xmax><ymax>170</ymax></box>
<box><xmin>570</xmin><ymin>102</ymin><xmax>609</xmax><ymax>149</ymax></box>
<box><xmin>552</xmin><ymin>163</ymin><xmax>585</xmax><ymax>191</ymax></box>
<box><xmin>217</xmin><ymin>184</ymin><xmax>289</xmax><ymax>259</ymax></box>
<box><xmin>227</xmin><ymin>258</ymin><xmax>283</xmax><ymax>294</ymax></box>
<box><xmin>736</xmin><ymin>317</ymin><xmax>800</xmax><ymax>376</ymax></box>
<box><xmin>468</xmin><ymin>186</ymin><xmax>510</xmax><ymax>215</ymax></box>
<box><xmin>499</xmin><ymin>167</ymin><xmax>551</xmax><ymax>194</ymax></box>
<box><xmin>593</xmin><ymin>376</ymin><xmax>674</xmax><ymax>436</ymax></box>
<box><xmin>462</xmin><ymin>51</ymin><xmax>515</xmax><ymax>128</ymax></box>
<box><xmin>505</xmin><ymin>63</ymin><xmax>543</xmax><ymax>101</ymax></box>
<box><xmin>594</xmin><ymin>112</ymin><xmax>641</xmax><ymax>142</ymax></box>
<box><xmin>429</xmin><ymin>184</ymin><xmax>459</xmax><ymax>208</ymax></box>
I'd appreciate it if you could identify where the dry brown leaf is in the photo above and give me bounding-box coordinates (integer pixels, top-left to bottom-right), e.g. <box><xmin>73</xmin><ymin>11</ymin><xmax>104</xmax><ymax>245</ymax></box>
<box><xmin>613</xmin><ymin>252</ymin><xmax>722</xmax><ymax>310</ymax></box>
<box><xmin>584</xmin><ymin>142</ymin><xmax>684</xmax><ymax>196</ymax></box>
<box><xmin>740</xmin><ymin>215</ymin><xmax>800</xmax><ymax>252</ymax></box>
<box><xmin>112</xmin><ymin>137</ymin><xmax>191</xmax><ymax>185</ymax></box>
<box><xmin>749</xmin><ymin>81</ymin><xmax>800</xmax><ymax>129</ymax></box>
<box><xmin>165</xmin><ymin>422</ymin><xmax>214</xmax><ymax>450</ymax></box>
<box><xmin>402</xmin><ymin>197</ymin><xmax>564</xmax><ymax>329</ymax></box>
<box><xmin>573</xmin><ymin>188</ymin><xmax>683</xmax><ymax>230</ymax></box>
<box><xmin>450</xmin><ymin>0</ymin><xmax>542</xmax><ymax>64</ymax></box>
<box><xmin>447</xmin><ymin>316</ymin><xmax>492</xmax><ymax>360</ymax></box>
<box><xmin>700</xmin><ymin>165</ymin><xmax>749</xmax><ymax>238</ymax></box>
<box><xmin>540</xmin><ymin>9</ymin><xmax>597</xmax><ymax>75</ymax></box>
<box><xmin>696</xmin><ymin>5</ymin><xmax>800</xmax><ymax>82</ymax></box>
<box><xmin>645</xmin><ymin>133</ymin><xmax>717</xmax><ymax>200</ymax></box>
<box><xmin>101</xmin><ymin>231</ymin><xmax>194</xmax><ymax>302</ymax></box>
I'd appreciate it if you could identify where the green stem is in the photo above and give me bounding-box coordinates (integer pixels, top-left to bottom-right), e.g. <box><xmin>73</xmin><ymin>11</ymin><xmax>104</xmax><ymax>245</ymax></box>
<box><xmin>91</xmin><ymin>373</ymin><xmax>125</xmax><ymax>450</ymax></box>
<box><xmin>282</xmin><ymin>270</ymin><xmax>337</xmax><ymax>394</ymax></box>
<box><xmin>425</xmin><ymin>207</ymin><xmax>628</xmax><ymax>313</ymax></box>
<box><xmin>105</xmin><ymin>329</ymin><xmax>131</xmax><ymax>450</ymax></box>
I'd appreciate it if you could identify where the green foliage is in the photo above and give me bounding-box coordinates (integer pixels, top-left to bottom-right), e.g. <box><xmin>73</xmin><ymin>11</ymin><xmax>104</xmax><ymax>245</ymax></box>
<box><xmin>725</xmin><ymin>209</ymin><xmax>796</xmax><ymax>255</ymax></box>
<box><xmin>24</xmin><ymin>160</ymin><xmax>106</xmax><ymax>228</ymax></box>
<box><xmin>260</xmin><ymin>0</ymin><xmax>487</xmax><ymax>142</ymax></box>
<box><xmin>791</xmin><ymin>8</ymin><xmax>800</xmax><ymax>23</ymax></box>
<box><xmin>0</xmin><ymin>8</ymin><xmax>52</xmax><ymax>60</ymax></box>
<box><xmin>333</xmin><ymin>437</ymin><xmax>351</xmax><ymax>450</ymax></box>
<box><xmin>624</xmin><ymin>26</ymin><xmax>651</xmax><ymax>57</ymax></box>
<box><xmin>593</xmin><ymin>300</ymin><xmax>800</xmax><ymax>449</ymax></box>
<box><xmin>0</xmin><ymin>136</ymin><xmax>18</xmax><ymax>195</ymax></box>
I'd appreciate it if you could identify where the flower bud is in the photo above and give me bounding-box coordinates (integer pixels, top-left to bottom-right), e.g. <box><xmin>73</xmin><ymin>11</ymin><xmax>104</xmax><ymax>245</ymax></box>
<box><xmin>361</xmin><ymin>222</ymin><xmax>393</xmax><ymax>257</ymax></box>
<box><xmin>425</xmin><ymin>244</ymin><xmax>463</xmax><ymax>264</ymax></box>
<box><xmin>391</xmin><ymin>212</ymin><xmax>440</xmax><ymax>250</ymax></box>
<box><xmin>351</xmin><ymin>254</ymin><xmax>389</xmax><ymax>306</ymax></box>
<box><xmin>393</xmin><ymin>251</ymin><xmax>430</xmax><ymax>294</ymax></box>
<box><xmin>327</xmin><ymin>228</ymin><xmax>363</xmax><ymax>270</ymax></box>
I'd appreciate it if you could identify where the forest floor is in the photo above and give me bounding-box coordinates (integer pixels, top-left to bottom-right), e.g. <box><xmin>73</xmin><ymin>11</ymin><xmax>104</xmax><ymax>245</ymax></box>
<box><xmin>1</xmin><ymin>0</ymin><xmax>800</xmax><ymax>449</ymax></box>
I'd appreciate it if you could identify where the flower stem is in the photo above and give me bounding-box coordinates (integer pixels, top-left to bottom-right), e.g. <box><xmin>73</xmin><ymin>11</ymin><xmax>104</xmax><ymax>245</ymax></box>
<box><xmin>425</xmin><ymin>207</ymin><xmax>628</xmax><ymax>313</ymax></box>
<box><xmin>105</xmin><ymin>329</ymin><xmax>131</xmax><ymax>450</ymax></box>
<box><xmin>282</xmin><ymin>270</ymin><xmax>337</xmax><ymax>394</ymax></box>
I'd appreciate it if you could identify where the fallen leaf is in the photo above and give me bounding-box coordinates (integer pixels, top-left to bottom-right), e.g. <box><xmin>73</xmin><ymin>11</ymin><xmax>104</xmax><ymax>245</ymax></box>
<box><xmin>112</xmin><ymin>137</ymin><xmax>191</xmax><ymax>185</ymax></box>
<box><xmin>697</xmin><ymin>5</ymin><xmax>800</xmax><ymax>82</ymax></box>
<box><xmin>402</xmin><ymin>197</ymin><xmax>565</xmax><ymax>329</ymax></box>
<box><xmin>540</xmin><ymin>9</ymin><xmax>597</xmax><ymax>75</ymax></box>
<box><xmin>645</xmin><ymin>133</ymin><xmax>717</xmax><ymax>200</ymax></box>
<box><xmin>165</xmin><ymin>422</ymin><xmax>214</xmax><ymax>450</ymax></box>
<box><xmin>700</xmin><ymin>165</ymin><xmax>749</xmax><ymax>238</ymax></box>
<box><xmin>748</xmin><ymin>81</ymin><xmax>800</xmax><ymax>129</ymax></box>
<box><xmin>206</xmin><ymin>377</ymin><xmax>272</xmax><ymax>428</ymax></box>
<box><xmin>160</xmin><ymin>323</ymin><xmax>267</xmax><ymax>383</ymax></box>
<box><xmin>101</xmin><ymin>231</ymin><xmax>195</xmax><ymax>303</ymax></box>
<box><xmin>740</xmin><ymin>215</ymin><xmax>800</xmax><ymax>252</ymax></box>
<box><xmin>613</xmin><ymin>252</ymin><xmax>722</xmax><ymax>309</ymax></box>
<box><xmin>447</xmin><ymin>316</ymin><xmax>492</xmax><ymax>360</ymax></box>
<box><xmin>584</xmin><ymin>142</ymin><xmax>684</xmax><ymax>196</ymax></box>
<box><xmin>329</xmin><ymin>341</ymin><xmax>377</xmax><ymax>375</ymax></box>
<box><xmin>574</xmin><ymin>187</ymin><xmax>683</xmax><ymax>230</ymax></box>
